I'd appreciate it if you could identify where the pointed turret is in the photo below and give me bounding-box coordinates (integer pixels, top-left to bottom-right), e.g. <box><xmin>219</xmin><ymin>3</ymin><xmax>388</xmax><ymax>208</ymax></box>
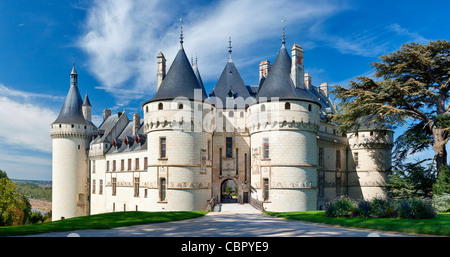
<box><xmin>82</xmin><ymin>93</ymin><xmax>92</xmax><ymax>122</ymax></box>
<box><xmin>52</xmin><ymin>64</ymin><xmax>89</xmax><ymax>125</ymax></box>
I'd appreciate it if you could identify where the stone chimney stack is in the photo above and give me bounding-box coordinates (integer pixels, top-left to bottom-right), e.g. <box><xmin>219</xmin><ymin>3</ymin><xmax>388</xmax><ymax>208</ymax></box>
<box><xmin>304</xmin><ymin>73</ymin><xmax>312</xmax><ymax>89</ymax></box>
<box><xmin>157</xmin><ymin>51</ymin><xmax>166</xmax><ymax>91</ymax></box>
<box><xmin>133</xmin><ymin>113</ymin><xmax>140</xmax><ymax>136</ymax></box>
<box><xmin>103</xmin><ymin>109</ymin><xmax>111</xmax><ymax>121</ymax></box>
<box><xmin>259</xmin><ymin>60</ymin><xmax>271</xmax><ymax>84</ymax></box>
<box><xmin>320</xmin><ymin>82</ymin><xmax>329</xmax><ymax>97</ymax></box>
<box><xmin>291</xmin><ymin>44</ymin><xmax>305</xmax><ymax>89</ymax></box>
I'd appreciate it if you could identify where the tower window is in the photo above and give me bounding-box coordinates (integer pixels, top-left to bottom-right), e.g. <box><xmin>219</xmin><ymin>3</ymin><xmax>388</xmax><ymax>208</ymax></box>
<box><xmin>160</xmin><ymin>137</ymin><xmax>167</xmax><ymax>158</ymax></box>
<box><xmin>178</xmin><ymin>103</ymin><xmax>183</xmax><ymax>109</ymax></box>
<box><xmin>308</xmin><ymin>104</ymin><xmax>312</xmax><ymax>112</ymax></box>
<box><xmin>158</xmin><ymin>103</ymin><xmax>163</xmax><ymax>110</ymax></box>
<box><xmin>226</xmin><ymin>137</ymin><xmax>232</xmax><ymax>158</ymax></box>
<box><xmin>285</xmin><ymin>102</ymin><xmax>291</xmax><ymax>110</ymax></box>
<box><xmin>160</xmin><ymin>178</ymin><xmax>167</xmax><ymax>201</ymax></box>
<box><xmin>263</xmin><ymin>179</ymin><xmax>269</xmax><ymax>201</ymax></box>
<box><xmin>261</xmin><ymin>104</ymin><xmax>266</xmax><ymax>112</ymax></box>
<box><xmin>229</xmin><ymin>111</ymin><xmax>234</xmax><ymax>117</ymax></box>
<box><xmin>263</xmin><ymin>138</ymin><xmax>269</xmax><ymax>159</ymax></box>
<box><xmin>134</xmin><ymin>177</ymin><xmax>140</xmax><ymax>197</ymax></box>
<box><xmin>99</xmin><ymin>179</ymin><xmax>103</xmax><ymax>195</ymax></box>
<box><xmin>112</xmin><ymin>178</ymin><xmax>117</xmax><ymax>196</ymax></box>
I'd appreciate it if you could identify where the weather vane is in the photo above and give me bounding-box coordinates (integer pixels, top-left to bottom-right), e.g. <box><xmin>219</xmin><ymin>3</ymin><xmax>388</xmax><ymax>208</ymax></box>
<box><xmin>228</xmin><ymin>37</ymin><xmax>232</xmax><ymax>61</ymax></box>
<box><xmin>281</xmin><ymin>18</ymin><xmax>286</xmax><ymax>46</ymax></box>
<box><xmin>179</xmin><ymin>17</ymin><xmax>184</xmax><ymax>47</ymax></box>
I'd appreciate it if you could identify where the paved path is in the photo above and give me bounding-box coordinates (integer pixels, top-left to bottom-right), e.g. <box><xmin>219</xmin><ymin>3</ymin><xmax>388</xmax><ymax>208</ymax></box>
<box><xmin>29</xmin><ymin>204</ymin><xmax>411</xmax><ymax>237</ymax></box>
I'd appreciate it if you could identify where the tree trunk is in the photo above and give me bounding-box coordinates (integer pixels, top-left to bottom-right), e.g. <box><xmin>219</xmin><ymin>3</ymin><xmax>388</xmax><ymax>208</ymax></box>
<box><xmin>433</xmin><ymin>127</ymin><xmax>448</xmax><ymax>175</ymax></box>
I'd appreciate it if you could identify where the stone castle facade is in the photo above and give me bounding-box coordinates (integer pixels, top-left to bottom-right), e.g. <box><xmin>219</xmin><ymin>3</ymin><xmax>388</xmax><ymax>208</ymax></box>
<box><xmin>50</xmin><ymin>31</ymin><xmax>393</xmax><ymax>221</ymax></box>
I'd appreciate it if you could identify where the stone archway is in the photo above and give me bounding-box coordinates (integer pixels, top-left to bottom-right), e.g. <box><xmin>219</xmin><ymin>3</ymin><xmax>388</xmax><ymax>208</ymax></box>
<box><xmin>221</xmin><ymin>179</ymin><xmax>238</xmax><ymax>203</ymax></box>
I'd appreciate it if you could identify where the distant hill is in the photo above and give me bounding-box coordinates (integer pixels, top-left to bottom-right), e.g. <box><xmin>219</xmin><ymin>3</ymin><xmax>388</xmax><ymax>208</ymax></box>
<box><xmin>12</xmin><ymin>179</ymin><xmax>52</xmax><ymax>201</ymax></box>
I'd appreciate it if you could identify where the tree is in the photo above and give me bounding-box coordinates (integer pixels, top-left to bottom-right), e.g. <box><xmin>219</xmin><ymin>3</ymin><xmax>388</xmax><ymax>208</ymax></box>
<box><xmin>333</xmin><ymin>40</ymin><xmax>450</xmax><ymax>174</ymax></box>
<box><xmin>0</xmin><ymin>170</ymin><xmax>31</xmax><ymax>226</ymax></box>
<box><xmin>433</xmin><ymin>164</ymin><xmax>450</xmax><ymax>195</ymax></box>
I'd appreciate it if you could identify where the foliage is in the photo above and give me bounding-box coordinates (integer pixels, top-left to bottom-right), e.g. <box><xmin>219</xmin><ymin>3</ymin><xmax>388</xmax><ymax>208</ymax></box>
<box><xmin>385</xmin><ymin>161</ymin><xmax>436</xmax><ymax>199</ymax></box>
<box><xmin>325</xmin><ymin>196</ymin><xmax>437</xmax><ymax>219</ymax></box>
<box><xmin>433</xmin><ymin>193</ymin><xmax>450</xmax><ymax>212</ymax></box>
<box><xmin>13</xmin><ymin>182</ymin><xmax>52</xmax><ymax>201</ymax></box>
<box><xmin>397</xmin><ymin>198</ymin><xmax>437</xmax><ymax>219</ymax></box>
<box><xmin>0</xmin><ymin>176</ymin><xmax>29</xmax><ymax>226</ymax></box>
<box><xmin>324</xmin><ymin>196</ymin><xmax>357</xmax><ymax>217</ymax></box>
<box><xmin>332</xmin><ymin>40</ymin><xmax>450</xmax><ymax>173</ymax></box>
<box><xmin>433</xmin><ymin>164</ymin><xmax>450</xmax><ymax>195</ymax></box>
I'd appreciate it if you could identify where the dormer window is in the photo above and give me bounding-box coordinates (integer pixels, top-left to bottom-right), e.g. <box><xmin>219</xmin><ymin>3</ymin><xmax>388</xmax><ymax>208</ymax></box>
<box><xmin>158</xmin><ymin>103</ymin><xmax>163</xmax><ymax>110</ymax></box>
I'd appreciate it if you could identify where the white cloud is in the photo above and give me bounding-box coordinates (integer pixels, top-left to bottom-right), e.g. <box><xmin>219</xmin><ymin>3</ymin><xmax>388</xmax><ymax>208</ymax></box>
<box><xmin>0</xmin><ymin>84</ymin><xmax>59</xmax><ymax>153</ymax></box>
<box><xmin>388</xmin><ymin>23</ymin><xmax>430</xmax><ymax>44</ymax></box>
<box><xmin>78</xmin><ymin>0</ymin><xmax>346</xmax><ymax>104</ymax></box>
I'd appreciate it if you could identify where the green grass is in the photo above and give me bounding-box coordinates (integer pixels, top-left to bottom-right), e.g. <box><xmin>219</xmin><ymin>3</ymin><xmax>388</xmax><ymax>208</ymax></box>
<box><xmin>0</xmin><ymin>211</ymin><xmax>207</xmax><ymax>236</ymax></box>
<box><xmin>264</xmin><ymin>211</ymin><xmax>450</xmax><ymax>236</ymax></box>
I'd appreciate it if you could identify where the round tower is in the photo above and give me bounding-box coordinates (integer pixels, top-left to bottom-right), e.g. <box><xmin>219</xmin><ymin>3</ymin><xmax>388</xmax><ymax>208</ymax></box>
<box><xmin>346</xmin><ymin>116</ymin><xmax>394</xmax><ymax>200</ymax></box>
<box><xmin>249</xmin><ymin>41</ymin><xmax>321</xmax><ymax>212</ymax></box>
<box><xmin>50</xmin><ymin>64</ymin><xmax>95</xmax><ymax>220</ymax></box>
<box><xmin>141</xmin><ymin>30</ymin><xmax>212</xmax><ymax>211</ymax></box>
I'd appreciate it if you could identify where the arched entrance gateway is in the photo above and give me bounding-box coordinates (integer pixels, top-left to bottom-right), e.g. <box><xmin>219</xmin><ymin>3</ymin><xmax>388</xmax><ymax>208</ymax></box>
<box><xmin>220</xmin><ymin>179</ymin><xmax>238</xmax><ymax>203</ymax></box>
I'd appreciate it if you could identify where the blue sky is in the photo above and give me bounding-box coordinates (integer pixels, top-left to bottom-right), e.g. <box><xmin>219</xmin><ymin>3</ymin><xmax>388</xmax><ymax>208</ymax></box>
<box><xmin>0</xmin><ymin>0</ymin><xmax>448</xmax><ymax>180</ymax></box>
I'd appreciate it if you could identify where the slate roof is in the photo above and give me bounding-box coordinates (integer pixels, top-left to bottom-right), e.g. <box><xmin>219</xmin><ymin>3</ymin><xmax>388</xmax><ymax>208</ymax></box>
<box><xmin>146</xmin><ymin>47</ymin><xmax>208</xmax><ymax>104</ymax></box>
<box><xmin>256</xmin><ymin>45</ymin><xmax>320</xmax><ymax>106</ymax></box>
<box><xmin>52</xmin><ymin>71</ymin><xmax>90</xmax><ymax>125</ymax></box>
<box><xmin>209</xmin><ymin>60</ymin><xmax>253</xmax><ymax>108</ymax></box>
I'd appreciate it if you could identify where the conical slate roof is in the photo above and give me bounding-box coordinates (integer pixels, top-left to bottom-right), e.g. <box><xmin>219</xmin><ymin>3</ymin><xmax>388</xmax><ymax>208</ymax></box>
<box><xmin>210</xmin><ymin>60</ymin><xmax>252</xmax><ymax>108</ymax></box>
<box><xmin>52</xmin><ymin>79</ymin><xmax>89</xmax><ymax>125</ymax></box>
<box><xmin>256</xmin><ymin>45</ymin><xmax>319</xmax><ymax>106</ymax></box>
<box><xmin>148</xmin><ymin>47</ymin><xmax>208</xmax><ymax>103</ymax></box>
<box><xmin>82</xmin><ymin>93</ymin><xmax>91</xmax><ymax>107</ymax></box>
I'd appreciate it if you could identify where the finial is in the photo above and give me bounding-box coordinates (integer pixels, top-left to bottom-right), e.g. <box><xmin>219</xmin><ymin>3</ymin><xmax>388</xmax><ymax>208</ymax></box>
<box><xmin>179</xmin><ymin>17</ymin><xmax>184</xmax><ymax>48</ymax></box>
<box><xmin>281</xmin><ymin>18</ymin><xmax>286</xmax><ymax>46</ymax></box>
<box><xmin>228</xmin><ymin>37</ymin><xmax>232</xmax><ymax>61</ymax></box>
<box><xmin>72</xmin><ymin>55</ymin><xmax>75</xmax><ymax>67</ymax></box>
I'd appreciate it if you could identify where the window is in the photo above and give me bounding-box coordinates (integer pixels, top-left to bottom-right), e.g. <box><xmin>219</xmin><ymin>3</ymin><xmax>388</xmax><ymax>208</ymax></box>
<box><xmin>308</xmin><ymin>104</ymin><xmax>312</xmax><ymax>112</ymax></box>
<box><xmin>160</xmin><ymin>178</ymin><xmax>167</xmax><ymax>201</ymax></box>
<box><xmin>207</xmin><ymin>140</ymin><xmax>211</xmax><ymax>160</ymax></box>
<box><xmin>261</xmin><ymin>104</ymin><xmax>266</xmax><ymax>112</ymax></box>
<box><xmin>128</xmin><ymin>159</ymin><xmax>132</xmax><ymax>171</ymax></box>
<box><xmin>354</xmin><ymin>152</ymin><xmax>359</xmax><ymax>168</ymax></box>
<box><xmin>134</xmin><ymin>177</ymin><xmax>140</xmax><ymax>197</ymax></box>
<box><xmin>319</xmin><ymin>147</ymin><xmax>324</xmax><ymax>168</ymax></box>
<box><xmin>240</xmin><ymin>112</ymin><xmax>244</xmax><ymax>118</ymax></box>
<box><xmin>285</xmin><ymin>102</ymin><xmax>291</xmax><ymax>110</ymax></box>
<box><xmin>158</xmin><ymin>102</ymin><xmax>163</xmax><ymax>110</ymax></box>
<box><xmin>112</xmin><ymin>160</ymin><xmax>116</xmax><ymax>171</ymax></box>
<box><xmin>263</xmin><ymin>138</ymin><xmax>269</xmax><ymax>159</ymax></box>
<box><xmin>77</xmin><ymin>194</ymin><xmax>85</xmax><ymax>205</ymax></box>
<box><xmin>144</xmin><ymin>189</ymin><xmax>148</xmax><ymax>198</ymax></box>
<box><xmin>146</xmin><ymin>106</ymin><xmax>149</xmax><ymax>113</ymax></box>
<box><xmin>99</xmin><ymin>179</ymin><xmax>103</xmax><ymax>195</ymax></box>
<box><xmin>144</xmin><ymin>157</ymin><xmax>148</xmax><ymax>170</ymax></box>
<box><xmin>92</xmin><ymin>179</ymin><xmax>96</xmax><ymax>194</ymax></box>
<box><xmin>135</xmin><ymin>158</ymin><xmax>139</xmax><ymax>170</ymax></box>
<box><xmin>226</xmin><ymin>137</ymin><xmax>232</xmax><ymax>158</ymax></box>
<box><xmin>160</xmin><ymin>137</ymin><xmax>167</xmax><ymax>158</ymax></box>
<box><xmin>229</xmin><ymin>111</ymin><xmax>234</xmax><ymax>117</ymax></box>
<box><xmin>336</xmin><ymin>150</ymin><xmax>341</xmax><ymax>169</ymax></box>
<box><xmin>263</xmin><ymin>179</ymin><xmax>269</xmax><ymax>201</ymax></box>
<box><xmin>235</xmin><ymin>148</ymin><xmax>239</xmax><ymax>176</ymax></box>
<box><xmin>92</xmin><ymin>160</ymin><xmax>96</xmax><ymax>174</ymax></box>
<box><xmin>178</xmin><ymin>103</ymin><xmax>183</xmax><ymax>109</ymax></box>
<box><xmin>112</xmin><ymin>178</ymin><xmax>117</xmax><ymax>196</ymax></box>
<box><xmin>121</xmin><ymin>159</ymin><xmax>124</xmax><ymax>171</ymax></box>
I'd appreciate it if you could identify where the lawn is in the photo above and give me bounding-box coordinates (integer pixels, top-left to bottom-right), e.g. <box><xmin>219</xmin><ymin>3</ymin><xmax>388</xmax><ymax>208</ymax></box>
<box><xmin>0</xmin><ymin>211</ymin><xmax>207</xmax><ymax>236</ymax></box>
<box><xmin>264</xmin><ymin>211</ymin><xmax>450</xmax><ymax>236</ymax></box>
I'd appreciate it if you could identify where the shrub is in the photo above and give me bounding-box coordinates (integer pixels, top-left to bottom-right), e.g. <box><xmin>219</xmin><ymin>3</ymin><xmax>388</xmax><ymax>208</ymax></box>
<box><xmin>324</xmin><ymin>196</ymin><xmax>357</xmax><ymax>217</ymax></box>
<box><xmin>357</xmin><ymin>201</ymin><xmax>371</xmax><ymax>218</ymax></box>
<box><xmin>397</xmin><ymin>198</ymin><xmax>437</xmax><ymax>219</ymax></box>
<box><xmin>370</xmin><ymin>198</ymin><xmax>396</xmax><ymax>218</ymax></box>
<box><xmin>433</xmin><ymin>193</ymin><xmax>450</xmax><ymax>212</ymax></box>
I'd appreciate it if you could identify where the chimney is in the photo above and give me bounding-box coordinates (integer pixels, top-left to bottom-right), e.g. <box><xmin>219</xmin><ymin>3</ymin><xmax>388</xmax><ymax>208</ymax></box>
<box><xmin>103</xmin><ymin>109</ymin><xmax>111</xmax><ymax>121</ymax></box>
<box><xmin>157</xmin><ymin>51</ymin><xmax>166</xmax><ymax>91</ymax></box>
<box><xmin>291</xmin><ymin>44</ymin><xmax>305</xmax><ymax>89</ymax></box>
<box><xmin>133</xmin><ymin>113</ymin><xmax>140</xmax><ymax>136</ymax></box>
<box><xmin>304</xmin><ymin>73</ymin><xmax>312</xmax><ymax>89</ymax></box>
<box><xmin>259</xmin><ymin>60</ymin><xmax>271</xmax><ymax>84</ymax></box>
<box><xmin>320</xmin><ymin>82</ymin><xmax>329</xmax><ymax>97</ymax></box>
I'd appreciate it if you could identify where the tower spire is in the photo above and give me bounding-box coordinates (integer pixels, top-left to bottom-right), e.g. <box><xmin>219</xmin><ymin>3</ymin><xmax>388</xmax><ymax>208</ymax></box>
<box><xmin>281</xmin><ymin>18</ymin><xmax>286</xmax><ymax>47</ymax></box>
<box><xmin>70</xmin><ymin>55</ymin><xmax>78</xmax><ymax>86</ymax></box>
<box><xmin>179</xmin><ymin>17</ymin><xmax>184</xmax><ymax>48</ymax></box>
<box><xmin>228</xmin><ymin>37</ymin><xmax>232</xmax><ymax>62</ymax></box>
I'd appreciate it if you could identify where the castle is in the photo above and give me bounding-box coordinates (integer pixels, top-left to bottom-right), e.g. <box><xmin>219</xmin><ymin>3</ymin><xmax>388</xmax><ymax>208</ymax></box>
<box><xmin>50</xmin><ymin>28</ymin><xmax>393</xmax><ymax>221</ymax></box>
